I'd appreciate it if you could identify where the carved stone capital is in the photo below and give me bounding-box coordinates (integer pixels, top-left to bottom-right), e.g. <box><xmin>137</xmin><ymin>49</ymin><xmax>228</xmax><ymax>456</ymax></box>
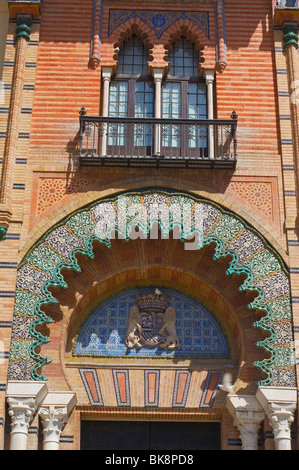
<box><xmin>256</xmin><ymin>386</ymin><xmax>297</xmax><ymax>450</ymax></box>
<box><xmin>7</xmin><ymin>397</ymin><xmax>37</xmax><ymax>435</ymax></box>
<box><xmin>38</xmin><ymin>392</ymin><xmax>77</xmax><ymax>450</ymax></box>
<box><xmin>39</xmin><ymin>406</ymin><xmax>69</xmax><ymax>444</ymax></box>
<box><xmin>233</xmin><ymin>410</ymin><xmax>265</xmax><ymax>450</ymax></box>
<box><xmin>153</xmin><ymin>68</ymin><xmax>164</xmax><ymax>84</ymax></box>
<box><xmin>6</xmin><ymin>381</ymin><xmax>48</xmax><ymax>450</ymax></box>
<box><xmin>265</xmin><ymin>403</ymin><xmax>296</xmax><ymax>449</ymax></box>
<box><xmin>216</xmin><ymin>61</ymin><xmax>227</xmax><ymax>73</ymax></box>
<box><xmin>226</xmin><ymin>395</ymin><xmax>265</xmax><ymax>450</ymax></box>
<box><xmin>204</xmin><ymin>69</ymin><xmax>215</xmax><ymax>85</ymax></box>
<box><xmin>102</xmin><ymin>67</ymin><xmax>113</xmax><ymax>82</ymax></box>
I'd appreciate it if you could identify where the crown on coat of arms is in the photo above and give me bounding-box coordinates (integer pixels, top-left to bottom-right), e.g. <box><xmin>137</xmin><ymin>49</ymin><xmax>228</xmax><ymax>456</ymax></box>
<box><xmin>136</xmin><ymin>289</ymin><xmax>170</xmax><ymax>312</ymax></box>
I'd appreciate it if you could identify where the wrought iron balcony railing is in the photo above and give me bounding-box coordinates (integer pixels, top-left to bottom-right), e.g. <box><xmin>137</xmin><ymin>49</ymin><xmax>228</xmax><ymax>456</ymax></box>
<box><xmin>78</xmin><ymin>109</ymin><xmax>238</xmax><ymax>169</ymax></box>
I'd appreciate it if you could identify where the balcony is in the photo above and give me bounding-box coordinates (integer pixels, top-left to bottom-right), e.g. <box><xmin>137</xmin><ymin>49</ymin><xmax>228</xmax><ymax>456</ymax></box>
<box><xmin>78</xmin><ymin>109</ymin><xmax>237</xmax><ymax>169</ymax></box>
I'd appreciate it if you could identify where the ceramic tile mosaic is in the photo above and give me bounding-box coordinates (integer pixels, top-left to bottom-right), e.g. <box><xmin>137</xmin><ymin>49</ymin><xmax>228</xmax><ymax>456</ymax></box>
<box><xmin>79</xmin><ymin>368</ymin><xmax>103</xmax><ymax>406</ymax></box>
<box><xmin>199</xmin><ymin>371</ymin><xmax>224</xmax><ymax>408</ymax></box>
<box><xmin>113</xmin><ymin>370</ymin><xmax>131</xmax><ymax>406</ymax></box>
<box><xmin>8</xmin><ymin>189</ymin><xmax>295</xmax><ymax>386</ymax></box>
<box><xmin>172</xmin><ymin>370</ymin><xmax>192</xmax><ymax>407</ymax></box>
<box><xmin>74</xmin><ymin>287</ymin><xmax>229</xmax><ymax>359</ymax></box>
<box><xmin>108</xmin><ymin>10</ymin><xmax>210</xmax><ymax>40</ymax></box>
<box><xmin>144</xmin><ymin>370</ymin><xmax>160</xmax><ymax>407</ymax></box>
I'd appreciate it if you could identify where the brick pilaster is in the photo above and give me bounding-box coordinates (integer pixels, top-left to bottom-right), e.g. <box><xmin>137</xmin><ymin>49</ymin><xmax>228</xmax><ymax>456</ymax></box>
<box><xmin>0</xmin><ymin>2</ymin><xmax>40</xmax><ymax>240</ymax></box>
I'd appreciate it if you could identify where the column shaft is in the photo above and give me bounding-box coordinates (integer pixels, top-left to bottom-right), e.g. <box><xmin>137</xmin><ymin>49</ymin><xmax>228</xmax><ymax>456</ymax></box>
<box><xmin>153</xmin><ymin>69</ymin><xmax>164</xmax><ymax>156</ymax></box>
<box><xmin>0</xmin><ymin>17</ymin><xmax>32</xmax><ymax>238</ymax></box>
<box><xmin>100</xmin><ymin>67</ymin><xmax>112</xmax><ymax>156</ymax></box>
<box><xmin>205</xmin><ymin>70</ymin><xmax>215</xmax><ymax>159</ymax></box>
<box><xmin>283</xmin><ymin>23</ymin><xmax>299</xmax><ymax>223</ymax></box>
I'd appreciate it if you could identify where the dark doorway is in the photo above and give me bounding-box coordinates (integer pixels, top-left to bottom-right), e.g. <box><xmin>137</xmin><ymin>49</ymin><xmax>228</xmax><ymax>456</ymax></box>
<box><xmin>81</xmin><ymin>420</ymin><xmax>221</xmax><ymax>450</ymax></box>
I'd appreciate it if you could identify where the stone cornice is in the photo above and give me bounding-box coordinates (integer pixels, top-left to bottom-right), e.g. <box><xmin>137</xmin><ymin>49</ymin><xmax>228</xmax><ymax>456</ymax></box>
<box><xmin>274</xmin><ymin>6</ymin><xmax>299</xmax><ymax>26</ymax></box>
<box><xmin>8</xmin><ymin>0</ymin><xmax>40</xmax><ymax>20</ymax></box>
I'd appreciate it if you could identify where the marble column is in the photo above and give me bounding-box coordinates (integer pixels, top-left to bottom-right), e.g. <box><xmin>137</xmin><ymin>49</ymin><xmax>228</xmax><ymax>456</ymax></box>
<box><xmin>6</xmin><ymin>381</ymin><xmax>47</xmax><ymax>450</ymax></box>
<box><xmin>153</xmin><ymin>68</ymin><xmax>164</xmax><ymax>156</ymax></box>
<box><xmin>226</xmin><ymin>394</ymin><xmax>265</xmax><ymax>450</ymax></box>
<box><xmin>38</xmin><ymin>392</ymin><xmax>77</xmax><ymax>450</ymax></box>
<box><xmin>100</xmin><ymin>67</ymin><xmax>113</xmax><ymax>156</ymax></box>
<box><xmin>205</xmin><ymin>70</ymin><xmax>215</xmax><ymax>159</ymax></box>
<box><xmin>256</xmin><ymin>386</ymin><xmax>297</xmax><ymax>450</ymax></box>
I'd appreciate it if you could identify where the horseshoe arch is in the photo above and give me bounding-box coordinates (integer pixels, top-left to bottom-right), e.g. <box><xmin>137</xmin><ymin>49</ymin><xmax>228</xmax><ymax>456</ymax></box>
<box><xmin>8</xmin><ymin>189</ymin><xmax>295</xmax><ymax>388</ymax></box>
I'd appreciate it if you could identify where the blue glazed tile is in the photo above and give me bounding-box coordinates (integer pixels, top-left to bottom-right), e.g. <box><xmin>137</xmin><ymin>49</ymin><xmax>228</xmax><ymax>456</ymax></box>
<box><xmin>74</xmin><ymin>287</ymin><xmax>229</xmax><ymax>359</ymax></box>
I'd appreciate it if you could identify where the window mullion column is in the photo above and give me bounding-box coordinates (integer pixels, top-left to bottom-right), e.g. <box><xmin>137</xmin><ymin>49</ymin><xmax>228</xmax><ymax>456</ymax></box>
<box><xmin>128</xmin><ymin>78</ymin><xmax>136</xmax><ymax>155</ymax></box>
<box><xmin>100</xmin><ymin>67</ymin><xmax>113</xmax><ymax>156</ymax></box>
<box><xmin>205</xmin><ymin>70</ymin><xmax>215</xmax><ymax>159</ymax></box>
<box><xmin>153</xmin><ymin>69</ymin><xmax>164</xmax><ymax>156</ymax></box>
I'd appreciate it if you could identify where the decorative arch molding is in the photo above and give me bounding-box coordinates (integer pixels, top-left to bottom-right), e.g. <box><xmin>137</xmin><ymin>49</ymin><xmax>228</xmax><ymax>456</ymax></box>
<box><xmin>100</xmin><ymin>11</ymin><xmax>212</xmax><ymax>73</ymax></box>
<box><xmin>90</xmin><ymin>1</ymin><xmax>227</xmax><ymax>72</ymax></box>
<box><xmin>103</xmin><ymin>17</ymin><xmax>156</xmax><ymax>71</ymax></box>
<box><xmin>8</xmin><ymin>189</ymin><xmax>295</xmax><ymax>388</ymax></box>
<box><xmin>158</xmin><ymin>19</ymin><xmax>208</xmax><ymax>68</ymax></box>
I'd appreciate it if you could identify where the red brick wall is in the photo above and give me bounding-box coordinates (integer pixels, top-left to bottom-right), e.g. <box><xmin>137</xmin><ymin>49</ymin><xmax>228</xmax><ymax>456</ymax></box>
<box><xmin>29</xmin><ymin>0</ymin><xmax>101</xmax><ymax>153</ymax></box>
<box><xmin>217</xmin><ymin>0</ymin><xmax>280</xmax><ymax>159</ymax></box>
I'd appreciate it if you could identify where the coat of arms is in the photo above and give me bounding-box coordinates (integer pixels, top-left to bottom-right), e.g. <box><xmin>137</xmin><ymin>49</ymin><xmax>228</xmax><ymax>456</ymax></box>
<box><xmin>126</xmin><ymin>289</ymin><xmax>180</xmax><ymax>350</ymax></box>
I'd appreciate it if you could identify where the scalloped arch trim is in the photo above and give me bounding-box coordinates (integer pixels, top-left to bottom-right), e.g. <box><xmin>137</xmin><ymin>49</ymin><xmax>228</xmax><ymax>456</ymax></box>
<box><xmin>8</xmin><ymin>190</ymin><xmax>295</xmax><ymax>387</ymax></box>
<box><xmin>104</xmin><ymin>11</ymin><xmax>209</xmax><ymax>72</ymax></box>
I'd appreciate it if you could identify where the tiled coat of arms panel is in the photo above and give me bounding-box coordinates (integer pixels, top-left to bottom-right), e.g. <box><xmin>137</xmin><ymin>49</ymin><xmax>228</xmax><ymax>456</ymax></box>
<box><xmin>74</xmin><ymin>287</ymin><xmax>229</xmax><ymax>359</ymax></box>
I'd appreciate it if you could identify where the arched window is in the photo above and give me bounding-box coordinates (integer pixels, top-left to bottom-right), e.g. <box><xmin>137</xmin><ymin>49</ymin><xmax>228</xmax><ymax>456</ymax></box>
<box><xmin>101</xmin><ymin>35</ymin><xmax>214</xmax><ymax>161</ymax></box>
<box><xmin>162</xmin><ymin>37</ymin><xmax>207</xmax><ymax>154</ymax></box>
<box><xmin>108</xmin><ymin>36</ymin><xmax>154</xmax><ymax>151</ymax></box>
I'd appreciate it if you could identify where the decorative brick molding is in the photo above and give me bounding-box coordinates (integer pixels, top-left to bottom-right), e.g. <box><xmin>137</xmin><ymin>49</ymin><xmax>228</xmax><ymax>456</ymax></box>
<box><xmin>8</xmin><ymin>1</ymin><xmax>41</xmax><ymax>21</ymax></box>
<box><xmin>34</xmin><ymin>176</ymin><xmax>275</xmax><ymax>223</ymax></box>
<box><xmin>95</xmin><ymin>2</ymin><xmax>224</xmax><ymax>74</ymax></box>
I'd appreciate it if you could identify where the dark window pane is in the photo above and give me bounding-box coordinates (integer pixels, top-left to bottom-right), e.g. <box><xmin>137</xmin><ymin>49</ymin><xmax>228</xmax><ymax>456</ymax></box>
<box><xmin>168</xmin><ymin>37</ymin><xmax>200</xmax><ymax>77</ymax></box>
<box><xmin>118</xmin><ymin>36</ymin><xmax>148</xmax><ymax>75</ymax></box>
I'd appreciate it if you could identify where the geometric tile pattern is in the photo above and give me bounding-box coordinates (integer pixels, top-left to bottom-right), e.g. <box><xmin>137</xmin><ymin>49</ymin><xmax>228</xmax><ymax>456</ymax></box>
<box><xmin>8</xmin><ymin>189</ymin><xmax>295</xmax><ymax>387</ymax></box>
<box><xmin>79</xmin><ymin>368</ymin><xmax>223</xmax><ymax>409</ymax></box>
<box><xmin>199</xmin><ymin>371</ymin><xmax>224</xmax><ymax>408</ymax></box>
<box><xmin>37</xmin><ymin>178</ymin><xmax>92</xmax><ymax>215</ymax></box>
<box><xmin>79</xmin><ymin>369</ymin><xmax>103</xmax><ymax>406</ymax></box>
<box><xmin>74</xmin><ymin>287</ymin><xmax>229</xmax><ymax>359</ymax></box>
<box><xmin>108</xmin><ymin>10</ymin><xmax>210</xmax><ymax>40</ymax></box>
<box><xmin>36</xmin><ymin>178</ymin><xmax>274</xmax><ymax>221</ymax></box>
<box><xmin>144</xmin><ymin>370</ymin><xmax>160</xmax><ymax>407</ymax></box>
<box><xmin>112</xmin><ymin>370</ymin><xmax>131</xmax><ymax>407</ymax></box>
<box><xmin>172</xmin><ymin>370</ymin><xmax>192</xmax><ymax>407</ymax></box>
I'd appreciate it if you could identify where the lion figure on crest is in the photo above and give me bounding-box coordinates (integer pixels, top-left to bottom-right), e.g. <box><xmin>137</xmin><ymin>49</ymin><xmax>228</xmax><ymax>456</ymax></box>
<box><xmin>159</xmin><ymin>306</ymin><xmax>180</xmax><ymax>350</ymax></box>
<box><xmin>126</xmin><ymin>305</ymin><xmax>142</xmax><ymax>349</ymax></box>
